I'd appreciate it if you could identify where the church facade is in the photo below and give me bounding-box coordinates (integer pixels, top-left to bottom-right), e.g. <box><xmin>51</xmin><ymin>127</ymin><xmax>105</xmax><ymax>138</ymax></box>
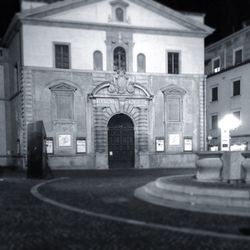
<box><xmin>0</xmin><ymin>0</ymin><xmax>213</xmax><ymax>169</ymax></box>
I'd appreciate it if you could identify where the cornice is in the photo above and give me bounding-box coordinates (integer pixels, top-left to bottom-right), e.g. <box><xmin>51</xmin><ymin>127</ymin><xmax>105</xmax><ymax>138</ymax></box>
<box><xmin>20</xmin><ymin>17</ymin><xmax>209</xmax><ymax>38</ymax></box>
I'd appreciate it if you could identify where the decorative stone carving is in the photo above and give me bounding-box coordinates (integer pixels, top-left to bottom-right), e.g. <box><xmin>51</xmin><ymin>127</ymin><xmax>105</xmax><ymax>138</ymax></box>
<box><xmin>108</xmin><ymin>71</ymin><xmax>135</xmax><ymax>94</ymax></box>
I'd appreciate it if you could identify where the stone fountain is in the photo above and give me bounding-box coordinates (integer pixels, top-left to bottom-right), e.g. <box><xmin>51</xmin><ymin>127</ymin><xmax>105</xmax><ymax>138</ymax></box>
<box><xmin>135</xmin><ymin>115</ymin><xmax>250</xmax><ymax>216</ymax></box>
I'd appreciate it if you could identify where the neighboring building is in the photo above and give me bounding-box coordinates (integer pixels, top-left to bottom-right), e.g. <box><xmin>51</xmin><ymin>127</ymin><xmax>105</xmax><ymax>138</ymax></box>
<box><xmin>0</xmin><ymin>0</ymin><xmax>213</xmax><ymax>169</ymax></box>
<box><xmin>205</xmin><ymin>24</ymin><xmax>250</xmax><ymax>151</ymax></box>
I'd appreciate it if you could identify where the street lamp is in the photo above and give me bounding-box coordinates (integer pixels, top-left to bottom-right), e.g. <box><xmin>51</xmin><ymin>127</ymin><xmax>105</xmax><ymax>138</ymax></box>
<box><xmin>207</xmin><ymin>135</ymin><xmax>212</xmax><ymax>151</ymax></box>
<box><xmin>218</xmin><ymin>114</ymin><xmax>241</xmax><ymax>151</ymax></box>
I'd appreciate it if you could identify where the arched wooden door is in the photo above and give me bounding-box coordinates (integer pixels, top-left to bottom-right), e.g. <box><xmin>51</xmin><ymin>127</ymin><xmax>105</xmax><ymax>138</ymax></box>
<box><xmin>108</xmin><ymin>114</ymin><xmax>135</xmax><ymax>169</ymax></box>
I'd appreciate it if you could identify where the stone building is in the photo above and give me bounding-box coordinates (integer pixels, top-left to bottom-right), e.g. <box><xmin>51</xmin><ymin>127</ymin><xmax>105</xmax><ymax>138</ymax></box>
<box><xmin>205</xmin><ymin>24</ymin><xmax>250</xmax><ymax>151</ymax></box>
<box><xmin>0</xmin><ymin>0</ymin><xmax>213</xmax><ymax>169</ymax></box>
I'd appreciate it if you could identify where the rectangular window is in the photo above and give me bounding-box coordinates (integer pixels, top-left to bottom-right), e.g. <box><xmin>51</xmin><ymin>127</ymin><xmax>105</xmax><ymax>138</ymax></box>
<box><xmin>233</xmin><ymin>111</ymin><xmax>240</xmax><ymax>121</ymax></box>
<box><xmin>168</xmin><ymin>52</ymin><xmax>179</xmax><ymax>74</ymax></box>
<box><xmin>56</xmin><ymin>93</ymin><xmax>73</xmax><ymax>120</ymax></box>
<box><xmin>234</xmin><ymin>48</ymin><xmax>243</xmax><ymax>65</ymax></box>
<box><xmin>212</xmin><ymin>57</ymin><xmax>221</xmax><ymax>73</ymax></box>
<box><xmin>55</xmin><ymin>44</ymin><xmax>70</xmax><ymax>69</ymax></box>
<box><xmin>211</xmin><ymin>115</ymin><xmax>218</xmax><ymax>130</ymax></box>
<box><xmin>211</xmin><ymin>87</ymin><xmax>218</xmax><ymax>102</ymax></box>
<box><xmin>233</xmin><ymin>80</ymin><xmax>241</xmax><ymax>96</ymax></box>
<box><xmin>0</xmin><ymin>49</ymin><xmax>3</xmax><ymax>57</ymax></box>
<box><xmin>167</xmin><ymin>97</ymin><xmax>180</xmax><ymax>121</ymax></box>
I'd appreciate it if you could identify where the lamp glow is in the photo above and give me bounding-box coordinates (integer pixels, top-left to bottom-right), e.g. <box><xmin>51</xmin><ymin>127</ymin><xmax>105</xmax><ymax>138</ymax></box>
<box><xmin>218</xmin><ymin>114</ymin><xmax>241</xmax><ymax>131</ymax></box>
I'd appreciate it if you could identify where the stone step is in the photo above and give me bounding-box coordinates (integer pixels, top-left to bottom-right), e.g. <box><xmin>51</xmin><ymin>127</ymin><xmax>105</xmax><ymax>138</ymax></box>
<box><xmin>142</xmin><ymin>178</ymin><xmax>250</xmax><ymax>208</ymax></box>
<box><xmin>155</xmin><ymin>176</ymin><xmax>250</xmax><ymax>199</ymax></box>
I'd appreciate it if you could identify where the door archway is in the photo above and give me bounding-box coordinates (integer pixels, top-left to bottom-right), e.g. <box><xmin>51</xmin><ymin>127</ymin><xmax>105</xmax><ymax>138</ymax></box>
<box><xmin>108</xmin><ymin>114</ymin><xmax>135</xmax><ymax>169</ymax></box>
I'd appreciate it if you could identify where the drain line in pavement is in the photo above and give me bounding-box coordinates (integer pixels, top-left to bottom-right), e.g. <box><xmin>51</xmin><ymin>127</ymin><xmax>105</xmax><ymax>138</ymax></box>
<box><xmin>31</xmin><ymin>178</ymin><xmax>250</xmax><ymax>242</ymax></box>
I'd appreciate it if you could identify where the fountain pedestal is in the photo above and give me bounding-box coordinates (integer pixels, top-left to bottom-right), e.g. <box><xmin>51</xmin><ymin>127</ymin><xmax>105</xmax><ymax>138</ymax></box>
<box><xmin>222</xmin><ymin>151</ymin><xmax>244</xmax><ymax>183</ymax></box>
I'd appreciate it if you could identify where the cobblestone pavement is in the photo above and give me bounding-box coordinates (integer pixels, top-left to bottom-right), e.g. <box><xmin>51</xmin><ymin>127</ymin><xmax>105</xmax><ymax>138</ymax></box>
<box><xmin>1</xmin><ymin>168</ymin><xmax>250</xmax><ymax>250</ymax></box>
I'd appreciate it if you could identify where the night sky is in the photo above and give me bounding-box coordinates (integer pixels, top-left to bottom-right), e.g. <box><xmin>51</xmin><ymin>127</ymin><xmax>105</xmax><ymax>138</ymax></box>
<box><xmin>1</xmin><ymin>0</ymin><xmax>250</xmax><ymax>45</ymax></box>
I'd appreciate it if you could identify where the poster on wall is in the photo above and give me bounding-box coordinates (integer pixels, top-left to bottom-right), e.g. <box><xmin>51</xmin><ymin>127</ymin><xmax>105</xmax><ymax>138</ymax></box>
<box><xmin>58</xmin><ymin>135</ymin><xmax>71</xmax><ymax>147</ymax></box>
<box><xmin>184</xmin><ymin>138</ymin><xmax>193</xmax><ymax>152</ymax></box>
<box><xmin>168</xmin><ymin>134</ymin><xmax>180</xmax><ymax>146</ymax></box>
<box><xmin>77</xmin><ymin>139</ymin><xmax>87</xmax><ymax>153</ymax></box>
<box><xmin>156</xmin><ymin>138</ymin><xmax>165</xmax><ymax>152</ymax></box>
<box><xmin>46</xmin><ymin>139</ymin><xmax>53</xmax><ymax>154</ymax></box>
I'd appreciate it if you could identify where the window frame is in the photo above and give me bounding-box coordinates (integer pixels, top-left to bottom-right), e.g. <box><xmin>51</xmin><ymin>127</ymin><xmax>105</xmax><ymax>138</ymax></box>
<box><xmin>211</xmin><ymin>114</ymin><xmax>218</xmax><ymax>130</ymax></box>
<box><xmin>232</xmin><ymin>79</ymin><xmax>241</xmax><ymax>97</ymax></box>
<box><xmin>137</xmin><ymin>53</ymin><xmax>146</xmax><ymax>73</ymax></box>
<box><xmin>53</xmin><ymin>42</ymin><xmax>71</xmax><ymax>69</ymax></box>
<box><xmin>233</xmin><ymin>47</ymin><xmax>243</xmax><ymax>66</ymax></box>
<box><xmin>166</xmin><ymin>50</ymin><xmax>181</xmax><ymax>75</ymax></box>
<box><xmin>211</xmin><ymin>85</ymin><xmax>218</xmax><ymax>102</ymax></box>
<box><xmin>212</xmin><ymin>56</ymin><xmax>221</xmax><ymax>73</ymax></box>
<box><xmin>93</xmin><ymin>50</ymin><xmax>103</xmax><ymax>71</ymax></box>
<box><xmin>110</xmin><ymin>0</ymin><xmax>129</xmax><ymax>23</ymax></box>
<box><xmin>233</xmin><ymin>110</ymin><xmax>241</xmax><ymax>121</ymax></box>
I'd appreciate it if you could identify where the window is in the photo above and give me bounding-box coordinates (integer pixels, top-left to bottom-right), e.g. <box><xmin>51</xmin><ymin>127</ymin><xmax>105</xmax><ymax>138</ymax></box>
<box><xmin>233</xmin><ymin>80</ymin><xmax>241</xmax><ymax>96</ymax></box>
<box><xmin>56</xmin><ymin>93</ymin><xmax>73</xmax><ymax>120</ymax></box>
<box><xmin>0</xmin><ymin>49</ymin><xmax>3</xmax><ymax>57</ymax></box>
<box><xmin>211</xmin><ymin>115</ymin><xmax>218</xmax><ymax>130</ymax></box>
<box><xmin>137</xmin><ymin>53</ymin><xmax>146</xmax><ymax>73</ymax></box>
<box><xmin>55</xmin><ymin>44</ymin><xmax>70</xmax><ymax>69</ymax></box>
<box><xmin>211</xmin><ymin>86</ymin><xmax>218</xmax><ymax>102</ymax></box>
<box><xmin>115</xmin><ymin>7</ymin><xmax>124</xmax><ymax>21</ymax></box>
<box><xmin>113</xmin><ymin>46</ymin><xmax>126</xmax><ymax>72</ymax></box>
<box><xmin>234</xmin><ymin>48</ymin><xmax>243</xmax><ymax>65</ymax></box>
<box><xmin>110</xmin><ymin>0</ymin><xmax>129</xmax><ymax>23</ymax></box>
<box><xmin>93</xmin><ymin>51</ymin><xmax>103</xmax><ymax>71</ymax></box>
<box><xmin>233</xmin><ymin>111</ymin><xmax>241</xmax><ymax>121</ymax></box>
<box><xmin>50</xmin><ymin>83</ymin><xmax>76</xmax><ymax>121</ymax></box>
<box><xmin>168</xmin><ymin>52</ymin><xmax>179</xmax><ymax>74</ymax></box>
<box><xmin>167</xmin><ymin>97</ymin><xmax>181</xmax><ymax>121</ymax></box>
<box><xmin>212</xmin><ymin>57</ymin><xmax>221</xmax><ymax>73</ymax></box>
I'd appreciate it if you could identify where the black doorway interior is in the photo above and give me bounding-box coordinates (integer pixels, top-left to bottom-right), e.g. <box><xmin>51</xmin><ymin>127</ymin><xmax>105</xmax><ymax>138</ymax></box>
<box><xmin>108</xmin><ymin>114</ymin><xmax>135</xmax><ymax>169</ymax></box>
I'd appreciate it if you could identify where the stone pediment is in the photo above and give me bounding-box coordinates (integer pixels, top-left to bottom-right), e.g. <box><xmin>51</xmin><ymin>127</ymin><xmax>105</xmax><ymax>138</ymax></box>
<box><xmin>90</xmin><ymin>72</ymin><xmax>152</xmax><ymax>99</ymax></box>
<box><xmin>49</xmin><ymin>83</ymin><xmax>77</xmax><ymax>92</ymax></box>
<box><xmin>161</xmin><ymin>84</ymin><xmax>186</xmax><ymax>96</ymax></box>
<box><xmin>19</xmin><ymin>0</ymin><xmax>214</xmax><ymax>36</ymax></box>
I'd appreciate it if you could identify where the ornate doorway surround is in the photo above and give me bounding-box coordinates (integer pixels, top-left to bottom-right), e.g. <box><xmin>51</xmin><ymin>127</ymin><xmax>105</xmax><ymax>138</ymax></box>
<box><xmin>89</xmin><ymin>72</ymin><xmax>153</xmax><ymax>168</ymax></box>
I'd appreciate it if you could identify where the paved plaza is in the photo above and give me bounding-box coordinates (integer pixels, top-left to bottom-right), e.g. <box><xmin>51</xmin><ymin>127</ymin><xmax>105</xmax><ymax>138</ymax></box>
<box><xmin>1</xmin><ymin>168</ymin><xmax>250</xmax><ymax>250</ymax></box>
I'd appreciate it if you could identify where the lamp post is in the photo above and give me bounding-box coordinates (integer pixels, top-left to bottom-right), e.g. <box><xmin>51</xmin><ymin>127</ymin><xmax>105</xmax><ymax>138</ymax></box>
<box><xmin>207</xmin><ymin>135</ymin><xmax>212</xmax><ymax>151</ymax></box>
<box><xmin>218</xmin><ymin>114</ymin><xmax>241</xmax><ymax>151</ymax></box>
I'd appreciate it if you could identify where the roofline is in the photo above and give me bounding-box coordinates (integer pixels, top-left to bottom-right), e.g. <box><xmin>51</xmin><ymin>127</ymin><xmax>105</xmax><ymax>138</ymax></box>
<box><xmin>19</xmin><ymin>0</ymin><xmax>214</xmax><ymax>34</ymax></box>
<box><xmin>179</xmin><ymin>11</ymin><xmax>206</xmax><ymax>18</ymax></box>
<box><xmin>206</xmin><ymin>26</ymin><xmax>250</xmax><ymax>51</ymax></box>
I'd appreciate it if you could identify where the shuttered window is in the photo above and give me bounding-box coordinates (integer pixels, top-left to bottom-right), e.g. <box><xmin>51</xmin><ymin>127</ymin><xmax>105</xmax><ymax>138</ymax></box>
<box><xmin>168</xmin><ymin>52</ymin><xmax>179</xmax><ymax>74</ymax></box>
<box><xmin>55</xmin><ymin>44</ymin><xmax>70</xmax><ymax>69</ymax></box>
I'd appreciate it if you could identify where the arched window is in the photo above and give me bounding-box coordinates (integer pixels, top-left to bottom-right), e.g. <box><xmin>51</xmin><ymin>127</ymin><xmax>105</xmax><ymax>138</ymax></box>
<box><xmin>93</xmin><ymin>51</ymin><xmax>103</xmax><ymax>71</ymax></box>
<box><xmin>113</xmin><ymin>47</ymin><xmax>126</xmax><ymax>72</ymax></box>
<box><xmin>137</xmin><ymin>53</ymin><xmax>146</xmax><ymax>73</ymax></box>
<box><xmin>115</xmin><ymin>7</ymin><xmax>124</xmax><ymax>22</ymax></box>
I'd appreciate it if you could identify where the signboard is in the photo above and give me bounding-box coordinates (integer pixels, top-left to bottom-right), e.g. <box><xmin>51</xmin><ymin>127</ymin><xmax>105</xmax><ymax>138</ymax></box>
<box><xmin>221</xmin><ymin>129</ymin><xmax>230</xmax><ymax>151</ymax></box>
<box><xmin>76</xmin><ymin>139</ymin><xmax>87</xmax><ymax>153</ymax></box>
<box><xmin>169</xmin><ymin>134</ymin><xmax>180</xmax><ymax>146</ymax></box>
<box><xmin>58</xmin><ymin>135</ymin><xmax>71</xmax><ymax>147</ymax></box>
<box><xmin>46</xmin><ymin>139</ymin><xmax>53</xmax><ymax>154</ymax></box>
<box><xmin>156</xmin><ymin>138</ymin><xmax>165</xmax><ymax>152</ymax></box>
<box><xmin>184</xmin><ymin>138</ymin><xmax>193</xmax><ymax>152</ymax></box>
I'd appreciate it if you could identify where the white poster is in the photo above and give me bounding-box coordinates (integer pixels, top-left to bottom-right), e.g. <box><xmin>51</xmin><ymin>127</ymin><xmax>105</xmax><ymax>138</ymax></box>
<box><xmin>77</xmin><ymin>139</ymin><xmax>87</xmax><ymax>153</ymax></box>
<box><xmin>184</xmin><ymin>138</ymin><xmax>193</xmax><ymax>152</ymax></box>
<box><xmin>58</xmin><ymin>135</ymin><xmax>71</xmax><ymax>147</ymax></box>
<box><xmin>169</xmin><ymin>134</ymin><xmax>180</xmax><ymax>146</ymax></box>
<box><xmin>156</xmin><ymin>139</ymin><xmax>165</xmax><ymax>152</ymax></box>
<box><xmin>46</xmin><ymin>140</ymin><xmax>53</xmax><ymax>154</ymax></box>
